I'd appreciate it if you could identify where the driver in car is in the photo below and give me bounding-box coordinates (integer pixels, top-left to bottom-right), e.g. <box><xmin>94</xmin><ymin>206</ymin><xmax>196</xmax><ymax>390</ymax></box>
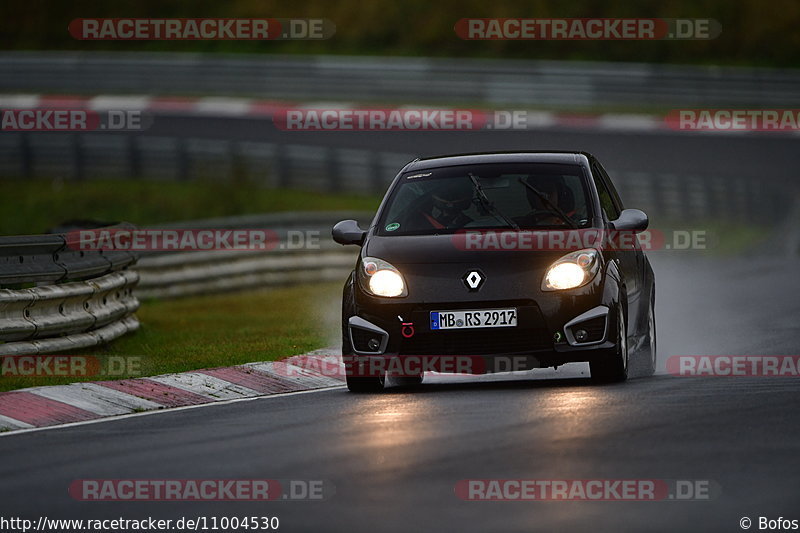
<box><xmin>418</xmin><ymin>180</ymin><xmax>475</xmax><ymax>230</ymax></box>
<box><xmin>515</xmin><ymin>176</ymin><xmax>577</xmax><ymax>227</ymax></box>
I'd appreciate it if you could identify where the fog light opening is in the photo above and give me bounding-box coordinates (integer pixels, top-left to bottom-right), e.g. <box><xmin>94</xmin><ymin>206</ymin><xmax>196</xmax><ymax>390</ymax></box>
<box><xmin>574</xmin><ymin>329</ymin><xmax>589</xmax><ymax>343</ymax></box>
<box><xmin>367</xmin><ymin>338</ymin><xmax>381</xmax><ymax>351</ymax></box>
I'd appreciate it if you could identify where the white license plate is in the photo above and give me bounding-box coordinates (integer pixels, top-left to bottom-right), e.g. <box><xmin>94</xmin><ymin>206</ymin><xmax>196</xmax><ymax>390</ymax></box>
<box><xmin>430</xmin><ymin>308</ymin><xmax>517</xmax><ymax>330</ymax></box>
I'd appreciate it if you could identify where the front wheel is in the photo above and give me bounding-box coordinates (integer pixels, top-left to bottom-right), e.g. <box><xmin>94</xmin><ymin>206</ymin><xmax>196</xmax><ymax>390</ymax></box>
<box><xmin>590</xmin><ymin>303</ymin><xmax>628</xmax><ymax>383</ymax></box>
<box><xmin>391</xmin><ymin>373</ymin><xmax>424</xmax><ymax>388</ymax></box>
<box><xmin>346</xmin><ymin>374</ymin><xmax>385</xmax><ymax>393</ymax></box>
<box><xmin>342</xmin><ymin>278</ymin><xmax>385</xmax><ymax>393</ymax></box>
<box><xmin>641</xmin><ymin>292</ymin><xmax>657</xmax><ymax>377</ymax></box>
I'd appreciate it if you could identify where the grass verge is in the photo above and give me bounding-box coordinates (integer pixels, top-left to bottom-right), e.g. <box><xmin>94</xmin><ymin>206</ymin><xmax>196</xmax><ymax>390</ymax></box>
<box><xmin>2</xmin><ymin>177</ymin><xmax>380</xmax><ymax>235</ymax></box>
<box><xmin>649</xmin><ymin>220</ymin><xmax>770</xmax><ymax>256</ymax></box>
<box><xmin>0</xmin><ymin>282</ymin><xmax>343</xmax><ymax>392</ymax></box>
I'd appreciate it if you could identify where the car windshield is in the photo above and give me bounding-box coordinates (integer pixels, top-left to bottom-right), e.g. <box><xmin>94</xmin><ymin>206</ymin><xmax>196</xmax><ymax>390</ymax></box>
<box><xmin>377</xmin><ymin>163</ymin><xmax>592</xmax><ymax>235</ymax></box>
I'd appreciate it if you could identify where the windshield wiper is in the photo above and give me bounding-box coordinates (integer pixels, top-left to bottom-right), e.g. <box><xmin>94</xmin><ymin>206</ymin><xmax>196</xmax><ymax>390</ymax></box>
<box><xmin>468</xmin><ymin>174</ymin><xmax>519</xmax><ymax>230</ymax></box>
<box><xmin>517</xmin><ymin>178</ymin><xmax>578</xmax><ymax>229</ymax></box>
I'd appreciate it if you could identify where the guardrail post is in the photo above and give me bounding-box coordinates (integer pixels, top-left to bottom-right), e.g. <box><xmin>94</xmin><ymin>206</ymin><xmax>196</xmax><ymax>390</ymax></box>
<box><xmin>128</xmin><ymin>135</ymin><xmax>142</xmax><ymax>179</ymax></box>
<box><xmin>176</xmin><ymin>138</ymin><xmax>189</xmax><ymax>181</ymax></box>
<box><xmin>677</xmin><ymin>175</ymin><xmax>691</xmax><ymax>219</ymax></box>
<box><xmin>652</xmin><ymin>174</ymin><xmax>667</xmax><ymax>219</ymax></box>
<box><xmin>276</xmin><ymin>143</ymin><xmax>290</xmax><ymax>188</ymax></box>
<box><xmin>701</xmin><ymin>175</ymin><xmax>717</xmax><ymax>220</ymax></box>
<box><xmin>19</xmin><ymin>133</ymin><xmax>34</xmax><ymax>178</ymax></box>
<box><xmin>326</xmin><ymin>147</ymin><xmax>341</xmax><ymax>193</ymax></box>
<box><xmin>72</xmin><ymin>134</ymin><xmax>85</xmax><ymax>181</ymax></box>
<box><xmin>370</xmin><ymin>151</ymin><xmax>383</xmax><ymax>194</ymax></box>
<box><xmin>726</xmin><ymin>177</ymin><xmax>742</xmax><ymax>220</ymax></box>
<box><xmin>229</xmin><ymin>140</ymin><xmax>246</xmax><ymax>184</ymax></box>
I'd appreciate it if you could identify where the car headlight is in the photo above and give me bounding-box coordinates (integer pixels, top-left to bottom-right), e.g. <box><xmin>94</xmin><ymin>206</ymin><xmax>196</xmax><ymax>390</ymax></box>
<box><xmin>358</xmin><ymin>257</ymin><xmax>407</xmax><ymax>297</ymax></box>
<box><xmin>542</xmin><ymin>248</ymin><xmax>600</xmax><ymax>291</ymax></box>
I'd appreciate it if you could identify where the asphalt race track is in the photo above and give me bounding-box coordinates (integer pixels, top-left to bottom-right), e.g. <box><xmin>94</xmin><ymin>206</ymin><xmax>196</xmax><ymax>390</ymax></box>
<box><xmin>1</xmin><ymin>253</ymin><xmax>798</xmax><ymax>532</ymax></box>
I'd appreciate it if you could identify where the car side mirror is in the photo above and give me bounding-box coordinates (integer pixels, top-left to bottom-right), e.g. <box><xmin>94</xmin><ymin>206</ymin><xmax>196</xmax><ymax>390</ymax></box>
<box><xmin>332</xmin><ymin>219</ymin><xmax>367</xmax><ymax>246</ymax></box>
<box><xmin>611</xmin><ymin>209</ymin><xmax>649</xmax><ymax>232</ymax></box>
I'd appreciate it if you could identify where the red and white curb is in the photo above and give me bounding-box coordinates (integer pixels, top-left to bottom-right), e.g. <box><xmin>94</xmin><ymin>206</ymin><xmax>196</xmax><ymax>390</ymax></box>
<box><xmin>0</xmin><ymin>93</ymin><xmax>670</xmax><ymax>131</ymax></box>
<box><xmin>0</xmin><ymin>349</ymin><xmax>344</xmax><ymax>433</ymax></box>
<box><xmin>0</xmin><ymin>93</ymin><xmax>303</xmax><ymax>119</ymax></box>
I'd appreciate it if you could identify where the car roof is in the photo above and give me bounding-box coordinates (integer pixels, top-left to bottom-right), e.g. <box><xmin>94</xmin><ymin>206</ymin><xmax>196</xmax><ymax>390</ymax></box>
<box><xmin>403</xmin><ymin>151</ymin><xmax>593</xmax><ymax>172</ymax></box>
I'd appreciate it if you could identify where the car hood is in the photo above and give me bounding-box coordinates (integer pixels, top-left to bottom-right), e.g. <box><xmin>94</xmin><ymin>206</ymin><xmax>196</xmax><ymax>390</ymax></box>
<box><xmin>364</xmin><ymin>233</ymin><xmax>572</xmax><ymax>267</ymax></box>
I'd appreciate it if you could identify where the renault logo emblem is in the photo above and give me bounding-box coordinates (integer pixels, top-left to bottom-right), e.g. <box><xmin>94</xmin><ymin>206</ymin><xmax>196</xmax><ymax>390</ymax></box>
<box><xmin>463</xmin><ymin>270</ymin><xmax>484</xmax><ymax>291</ymax></box>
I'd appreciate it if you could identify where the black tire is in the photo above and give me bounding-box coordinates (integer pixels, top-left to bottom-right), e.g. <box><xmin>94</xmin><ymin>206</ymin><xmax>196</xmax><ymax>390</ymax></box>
<box><xmin>342</xmin><ymin>276</ymin><xmax>386</xmax><ymax>393</ymax></box>
<box><xmin>590</xmin><ymin>303</ymin><xmax>629</xmax><ymax>383</ymax></box>
<box><xmin>391</xmin><ymin>373</ymin><xmax>424</xmax><ymax>388</ymax></box>
<box><xmin>641</xmin><ymin>291</ymin><xmax>657</xmax><ymax>377</ymax></box>
<box><xmin>346</xmin><ymin>374</ymin><xmax>386</xmax><ymax>393</ymax></box>
<box><xmin>341</xmin><ymin>275</ymin><xmax>355</xmax><ymax>356</ymax></box>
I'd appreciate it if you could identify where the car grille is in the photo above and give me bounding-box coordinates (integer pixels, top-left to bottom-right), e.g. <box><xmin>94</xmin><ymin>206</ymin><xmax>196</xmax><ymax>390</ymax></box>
<box><xmin>401</xmin><ymin>327</ymin><xmax>551</xmax><ymax>356</ymax></box>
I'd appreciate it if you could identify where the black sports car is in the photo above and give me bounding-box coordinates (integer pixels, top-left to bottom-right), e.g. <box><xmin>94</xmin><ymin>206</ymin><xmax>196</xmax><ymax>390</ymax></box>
<box><xmin>333</xmin><ymin>152</ymin><xmax>656</xmax><ymax>392</ymax></box>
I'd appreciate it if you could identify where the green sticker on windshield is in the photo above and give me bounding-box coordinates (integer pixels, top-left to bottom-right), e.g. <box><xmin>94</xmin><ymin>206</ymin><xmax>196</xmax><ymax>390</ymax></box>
<box><xmin>385</xmin><ymin>222</ymin><xmax>400</xmax><ymax>232</ymax></box>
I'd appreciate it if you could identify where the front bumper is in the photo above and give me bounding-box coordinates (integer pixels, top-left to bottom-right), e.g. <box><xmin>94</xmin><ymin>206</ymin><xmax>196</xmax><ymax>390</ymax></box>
<box><xmin>347</xmin><ymin>294</ymin><xmax>615</xmax><ymax>372</ymax></box>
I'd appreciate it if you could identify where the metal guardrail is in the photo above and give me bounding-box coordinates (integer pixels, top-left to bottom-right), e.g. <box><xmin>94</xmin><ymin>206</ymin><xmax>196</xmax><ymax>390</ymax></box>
<box><xmin>2</xmin><ymin>51</ymin><xmax>800</xmax><ymax>108</ymax></box>
<box><xmin>0</xmin><ymin>225</ymin><xmax>141</xmax><ymax>355</ymax></box>
<box><xmin>0</xmin><ymin>134</ymin><xmax>414</xmax><ymax>194</ymax></box>
<box><xmin>135</xmin><ymin>212</ymin><xmax>368</xmax><ymax>299</ymax></box>
<box><xmin>0</xmin><ymin>224</ymin><xmax>138</xmax><ymax>285</ymax></box>
<box><xmin>0</xmin><ymin>129</ymin><xmax>783</xmax><ymax>224</ymax></box>
<box><xmin>136</xmin><ymin>247</ymin><xmax>358</xmax><ymax>299</ymax></box>
<box><xmin>0</xmin><ymin>213</ymin><xmax>366</xmax><ymax>353</ymax></box>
